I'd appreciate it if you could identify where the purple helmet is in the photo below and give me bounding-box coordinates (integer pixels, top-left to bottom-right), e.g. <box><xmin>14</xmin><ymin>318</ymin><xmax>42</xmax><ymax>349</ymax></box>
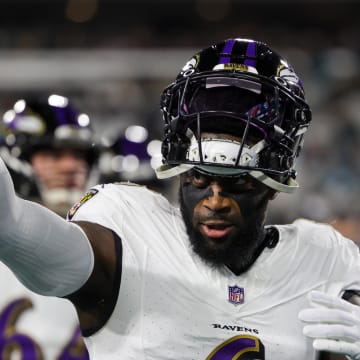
<box><xmin>2</xmin><ymin>93</ymin><xmax>98</xmax><ymax>165</ymax></box>
<box><xmin>99</xmin><ymin>125</ymin><xmax>163</xmax><ymax>184</ymax></box>
<box><xmin>0</xmin><ymin>94</ymin><xmax>99</xmax><ymax>201</ymax></box>
<box><xmin>157</xmin><ymin>38</ymin><xmax>312</xmax><ymax>193</ymax></box>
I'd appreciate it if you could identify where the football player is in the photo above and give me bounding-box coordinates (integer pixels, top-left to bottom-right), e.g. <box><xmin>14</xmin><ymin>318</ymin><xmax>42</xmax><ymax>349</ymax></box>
<box><xmin>1</xmin><ymin>94</ymin><xmax>99</xmax><ymax>216</ymax></box>
<box><xmin>0</xmin><ymin>94</ymin><xmax>95</xmax><ymax>359</ymax></box>
<box><xmin>0</xmin><ymin>39</ymin><xmax>359</xmax><ymax>360</ymax></box>
<box><xmin>98</xmin><ymin>125</ymin><xmax>174</xmax><ymax>199</ymax></box>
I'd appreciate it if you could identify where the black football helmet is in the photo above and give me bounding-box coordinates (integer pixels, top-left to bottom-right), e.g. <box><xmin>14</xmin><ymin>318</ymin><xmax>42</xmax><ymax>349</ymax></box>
<box><xmin>1</xmin><ymin>94</ymin><xmax>98</xmax><ymax>165</ymax></box>
<box><xmin>0</xmin><ymin>94</ymin><xmax>99</xmax><ymax>204</ymax></box>
<box><xmin>99</xmin><ymin>125</ymin><xmax>161</xmax><ymax>183</ymax></box>
<box><xmin>156</xmin><ymin>38</ymin><xmax>312</xmax><ymax>193</ymax></box>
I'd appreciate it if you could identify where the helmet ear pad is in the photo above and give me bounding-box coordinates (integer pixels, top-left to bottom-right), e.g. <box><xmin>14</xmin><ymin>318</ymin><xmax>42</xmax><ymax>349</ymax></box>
<box><xmin>257</xmin><ymin>145</ymin><xmax>291</xmax><ymax>183</ymax></box>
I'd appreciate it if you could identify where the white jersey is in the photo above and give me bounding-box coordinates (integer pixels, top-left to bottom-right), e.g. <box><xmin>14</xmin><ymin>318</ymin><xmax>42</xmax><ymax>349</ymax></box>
<box><xmin>0</xmin><ymin>263</ymin><xmax>89</xmax><ymax>359</ymax></box>
<box><xmin>70</xmin><ymin>182</ymin><xmax>360</xmax><ymax>360</ymax></box>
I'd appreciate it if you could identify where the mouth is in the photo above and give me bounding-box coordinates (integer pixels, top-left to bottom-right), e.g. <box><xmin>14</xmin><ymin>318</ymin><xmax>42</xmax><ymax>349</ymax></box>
<box><xmin>200</xmin><ymin>221</ymin><xmax>235</xmax><ymax>239</ymax></box>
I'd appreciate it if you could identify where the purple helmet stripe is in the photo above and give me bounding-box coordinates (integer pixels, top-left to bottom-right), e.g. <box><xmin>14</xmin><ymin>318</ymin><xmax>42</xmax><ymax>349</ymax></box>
<box><xmin>219</xmin><ymin>39</ymin><xmax>236</xmax><ymax>64</ymax></box>
<box><xmin>244</xmin><ymin>41</ymin><xmax>256</xmax><ymax>67</ymax></box>
<box><xmin>53</xmin><ymin>107</ymin><xmax>68</xmax><ymax>125</ymax></box>
<box><xmin>53</xmin><ymin>105</ymin><xmax>79</xmax><ymax>126</ymax></box>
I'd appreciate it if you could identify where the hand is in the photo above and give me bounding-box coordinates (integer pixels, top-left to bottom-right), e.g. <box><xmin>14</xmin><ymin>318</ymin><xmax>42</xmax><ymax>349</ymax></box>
<box><xmin>299</xmin><ymin>290</ymin><xmax>360</xmax><ymax>359</ymax></box>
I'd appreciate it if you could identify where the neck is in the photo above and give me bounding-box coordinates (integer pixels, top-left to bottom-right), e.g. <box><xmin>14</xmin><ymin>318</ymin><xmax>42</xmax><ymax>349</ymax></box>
<box><xmin>226</xmin><ymin>226</ymin><xmax>279</xmax><ymax>275</ymax></box>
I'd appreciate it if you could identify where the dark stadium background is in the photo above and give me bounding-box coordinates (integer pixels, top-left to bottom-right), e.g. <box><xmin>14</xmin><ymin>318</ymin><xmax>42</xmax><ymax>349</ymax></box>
<box><xmin>0</xmin><ymin>0</ymin><xmax>359</xmax><ymax>241</ymax></box>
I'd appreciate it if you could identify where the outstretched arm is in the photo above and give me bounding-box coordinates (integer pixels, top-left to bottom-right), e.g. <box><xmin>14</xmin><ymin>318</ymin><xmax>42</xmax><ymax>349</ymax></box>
<box><xmin>0</xmin><ymin>156</ymin><xmax>95</xmax><ymax>297</ymax></box>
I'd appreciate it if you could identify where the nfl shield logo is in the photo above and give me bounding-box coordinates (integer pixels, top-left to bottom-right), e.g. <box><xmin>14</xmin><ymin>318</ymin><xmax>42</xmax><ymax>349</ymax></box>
<box><xmin>228</xmin><ymin>285</ymin><xmax>245</xmax><ymax>305</ymax></box>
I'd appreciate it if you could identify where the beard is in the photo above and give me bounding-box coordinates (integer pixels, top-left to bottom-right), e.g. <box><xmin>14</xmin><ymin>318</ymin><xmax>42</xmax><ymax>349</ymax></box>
<box><xmin>179</xmin><ymin>190</ymin><xmax>267</xmax><ymax>275</ymax></box>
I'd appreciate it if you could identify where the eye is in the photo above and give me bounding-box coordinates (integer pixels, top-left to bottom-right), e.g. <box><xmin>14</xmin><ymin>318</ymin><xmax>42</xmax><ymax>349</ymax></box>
<box><xmin>188</xmin><ymin>171</ymin><xmax>210</xmax><ymax>188</ymax></box>
<box><xmin>223</xmin><ymin>177</ymin><xmax>257</xmax><ymax>193</ymax></box>
<box><xmin>231</xmin><ymin>183</ymin><xmax>256</xmax><ymax>193</ymax></box>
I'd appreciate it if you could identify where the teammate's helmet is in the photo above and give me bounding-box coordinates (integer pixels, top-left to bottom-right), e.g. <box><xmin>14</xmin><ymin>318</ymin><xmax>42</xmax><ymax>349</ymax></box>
<box><xmin>0</xmin><ymin>94</ymin><xmax>99</xmax><ymax>200</ymax></box>
<box><xmin>99</xmin><ymin>125</ymin><xmax>161</xmax><ymax>184</ymax></box>
<box><xmin>156</xmin><ymin>38</ymin><xmax>312</xmax><ymax>193</ymax></box>
<box><xmin>1</xmin><ymin>94</ymin><xmax>97</xmax><ymax>165</ymax></box>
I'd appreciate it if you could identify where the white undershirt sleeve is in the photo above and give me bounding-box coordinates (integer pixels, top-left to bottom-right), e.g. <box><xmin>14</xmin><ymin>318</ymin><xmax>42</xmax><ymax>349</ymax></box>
<box><xmin>0</xmin><ymin>157</ymin><xmax>95</xmax><ymax>297</ymax></box>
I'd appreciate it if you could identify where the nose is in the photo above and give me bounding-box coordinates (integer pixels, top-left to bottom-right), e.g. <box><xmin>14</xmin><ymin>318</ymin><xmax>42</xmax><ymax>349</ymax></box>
<box><xmin>57</xmin><ymin>152</ymin><xmax>82</xmax><ymax>171</ymax></box>
<box><xmin>203</xmin><ymin>181</ymin><xmax>231</xmax><ymax>213</ymax></box>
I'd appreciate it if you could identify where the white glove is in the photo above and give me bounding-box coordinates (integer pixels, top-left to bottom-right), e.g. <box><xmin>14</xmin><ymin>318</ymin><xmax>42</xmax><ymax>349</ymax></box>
<box><xmin>298</xmin><ymin>290</ymin><xmax>360</xmax><ymax>360</ymax></box>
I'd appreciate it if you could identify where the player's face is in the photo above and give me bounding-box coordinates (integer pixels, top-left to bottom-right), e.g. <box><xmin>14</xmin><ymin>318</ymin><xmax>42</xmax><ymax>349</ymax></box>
<box><xmin>180</xmin><ymin>170</ymin><xmax>275</xmax><ymax>274</ymax></box>
<box><xmin>31</xmin><ymin>148</ymin><xmax>89</xmax><ymax>191</ymax></box>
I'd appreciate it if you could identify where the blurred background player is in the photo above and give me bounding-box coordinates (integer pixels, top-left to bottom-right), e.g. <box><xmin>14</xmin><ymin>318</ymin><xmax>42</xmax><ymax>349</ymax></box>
<box><xmin>98</xmin><ymin>124</ymin><xmax>176</xmax><ymax>201</ymax></box>
<box><xmin>0</xmin><ymin>93</ymin><xmax>96</xmax><ymax>359</ymax></box>
<box><xmin>0</xmin><ymin>93</ymin><xmax>99</xmax><ymax>216</ymax></box>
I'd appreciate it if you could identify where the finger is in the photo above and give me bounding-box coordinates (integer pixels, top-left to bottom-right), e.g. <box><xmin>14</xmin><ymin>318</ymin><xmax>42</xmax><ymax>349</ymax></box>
<box><xmin>309</xmin><ymin>291</ymin><xmax>357</xmax><ymax>313</ymax></box>
<box><xmin>313</xmin><ymin>338</ymin><xmax>360</xmax><ymax>357</ymax></box>
<box><xmin>303</xmin><ymin>324</ymin><xmax>360</xmax><ymax>342</ymax></box>
<box><xmin>299</xmin><ymin>307</ymin><xmax>357</xmax><ymax>325</ymax></box>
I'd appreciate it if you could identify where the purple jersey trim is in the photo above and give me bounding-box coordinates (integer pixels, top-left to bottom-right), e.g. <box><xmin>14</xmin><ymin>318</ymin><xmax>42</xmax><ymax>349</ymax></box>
<box><xmin>208</xmin><ymin>336</ymin><xmax>258</xmax><ymax>359</ymax></box>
